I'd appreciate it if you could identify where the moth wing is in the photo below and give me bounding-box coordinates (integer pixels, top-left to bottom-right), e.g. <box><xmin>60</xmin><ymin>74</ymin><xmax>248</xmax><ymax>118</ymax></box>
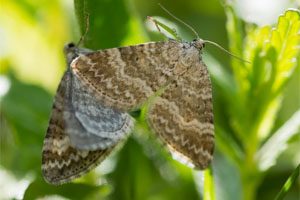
<box><xmin>71</xmin><ymin>40</ymin><xmax>188</xmax><ymax>111</ymax></box>
<box><xmin>70</xmin><ymin>74</ymin><xmax>134</xmax><ymax>140</ymax></box>
<box><xmin>42</xmin><ymin>73</ymin><xmax>122</xmax><ymax>185</ymax></box>
<box><xmin>147</xmin><ymin>60</ymin><xmax>214</xmax><ymax>169</ymax></box>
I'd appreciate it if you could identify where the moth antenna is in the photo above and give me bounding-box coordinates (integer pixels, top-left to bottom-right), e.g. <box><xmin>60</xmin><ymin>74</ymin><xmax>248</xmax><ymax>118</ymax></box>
<box><xmin>158</xmin><ymin>3</ymin><xmax>199</xmax><ymax>39</ymax></box>
<box><xmin>158</xmin><ymin>4</ymin><xmax>248</xmax><ymax>63</ymax></box>
<box><xmin>203</xmin><ymin>40</ymin><xmax>251</xmax><ymax>64</ymax></box>
<box><xmin>77</xmin><ymin>12</ymin><xmax>90</xmax><ymax>47</ymax></box>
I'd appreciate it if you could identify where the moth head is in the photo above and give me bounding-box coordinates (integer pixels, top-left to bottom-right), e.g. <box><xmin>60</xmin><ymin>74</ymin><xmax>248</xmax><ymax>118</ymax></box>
<box><xmin>192</xmin><ymin>39</ymin><xmax>205</xmax><ymax>50</ymax></box>
<box><xmin>64</xmin><ymin>43</ymin><xmax>79</xmax><ymax>65</ymax></box>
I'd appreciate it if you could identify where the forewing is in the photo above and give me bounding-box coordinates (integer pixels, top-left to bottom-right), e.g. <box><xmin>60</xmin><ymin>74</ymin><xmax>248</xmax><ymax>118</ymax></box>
<box><xmin>71</xmin><ymin>40</ymin><xmax>191</xmax><ymax>111</ymax></box>
<box><xmin>42</xmin><ymin>73</ymin><xmax>116</xmax><ymax>185</ymax></box>
<box><xmin>147</xmin><ymin>60</ymin><xmax>214</xmax><ymax>169</ymax></box>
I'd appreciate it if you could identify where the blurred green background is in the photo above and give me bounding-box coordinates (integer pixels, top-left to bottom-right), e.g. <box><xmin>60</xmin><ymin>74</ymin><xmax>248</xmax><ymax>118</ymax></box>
<box><xmin>0</xmin><ymin>0</ymin><xmax>300</xmax><ymax>200</ymax></box>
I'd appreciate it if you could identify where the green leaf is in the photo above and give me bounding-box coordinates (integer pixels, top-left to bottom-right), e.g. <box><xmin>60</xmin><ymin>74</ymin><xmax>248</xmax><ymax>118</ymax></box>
<box><xmin>225</xmin><ymin>5</ymin><xmax>246</xmax><ymax>86</ymax></box>
<box><xmin>23</xmin><ymin>178</ymin><xmax>107</xmax><ymax>200</ymax></box>
<box><xmin>230</xmin><ymin>9</ymin><xmax>300</xmax><ymax>142</ymax></box>
<box><xmin>215</xmin><ymin>125</ymin><xmax>244</xmax><ymax>165</ymax></box>
<box><xmin>256</xmin><ymin>110</ymin><xmax>300</xmax><ymax>171</ymax></box>
<box><xmin>274</xmin><ymin>164</ymin><xmax>300</xmax><ymax>200</ymax></box>
<box><xmin>74</xmin><ymin>0</ymin><xmax>130</xmax><ymax>49</ymax></box>
<box><xmin>74</xmin><ymin>0</ymin><xmax>146</xmax><ymax>49</ymax></box>
<box><xmin>271</xmin><ymin>10</ymin><xmax>300</xmax><ymax>93</ymax></box>
<box><xmin>0</xmin><ymin>74</ymin><xmax>52</xmax><ymax>177</ymax></box>
<box><xmin>212</xmin><ymin>154</ymin><xmax>243</xmax><ymax>200</ymax></box>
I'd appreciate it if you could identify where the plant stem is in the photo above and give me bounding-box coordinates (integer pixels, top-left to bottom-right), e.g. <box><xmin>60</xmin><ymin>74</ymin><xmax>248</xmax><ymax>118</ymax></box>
<box><xmin>240</xmin><ymin>143</ymin><xmax>261</xmax><ymax>200</ymax></box>
<box><xmin>204</xmin><ymin>166</ymin><xmax>215</xmax><ymax>200</ymax></box>
<box><xmin>241</xmin><ymin>177</ymin><xmax>258</xmax><ymax>200</ymax></box>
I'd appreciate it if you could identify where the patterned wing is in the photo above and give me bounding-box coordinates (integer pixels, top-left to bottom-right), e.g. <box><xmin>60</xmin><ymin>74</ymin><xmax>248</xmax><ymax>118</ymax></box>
<box><xmin>42</xmin><ymin>72</ymin><xmax>126</xmax><ymax>185</ymax></box>
<box><xmin>71</xmin><ymin>40</ymin><xmax>199</xmax><ymax>111</ymax></box>
<box><xmin>69</xmin><ymin>74</ymin><xmax>134</xmax><ymax>142</ymax></box>
<box><xmin>146</xmin><ymin>60</ymin><xmax>214</xmax><ymax>169</ymax></box>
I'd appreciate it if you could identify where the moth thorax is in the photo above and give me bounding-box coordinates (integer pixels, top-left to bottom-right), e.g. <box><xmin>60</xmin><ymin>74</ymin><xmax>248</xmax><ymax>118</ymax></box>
<box><xmin>191</xmin><ymin>39</ymin><xmax>205</xmax><ymax>50</ymax></box>
<box><xmin>179</xmin><ymin>46</ymin><xmax>200</xmax><ymax>68</ymax></box>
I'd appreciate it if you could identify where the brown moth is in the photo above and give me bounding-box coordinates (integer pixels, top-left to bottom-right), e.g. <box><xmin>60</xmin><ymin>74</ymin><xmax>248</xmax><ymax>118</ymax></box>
<box><xmin>70</xmin><ymin>39</ymin><xmax>214</xmax><ymax>169</ymax></box>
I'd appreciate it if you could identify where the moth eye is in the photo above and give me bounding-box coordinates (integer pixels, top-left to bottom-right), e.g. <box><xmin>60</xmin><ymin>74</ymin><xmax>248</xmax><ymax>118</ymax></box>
<box><xmin>67</xmin><ymin>43</ymin><xmax>76</xmax><ymax>48</ymax></box>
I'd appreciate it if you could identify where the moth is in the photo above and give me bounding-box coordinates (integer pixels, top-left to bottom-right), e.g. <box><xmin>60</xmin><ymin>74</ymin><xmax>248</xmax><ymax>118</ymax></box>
<box><xmin>42</xmin><ymin>38</ymin><xmax>214</xmax><ymax>184</ymax></box>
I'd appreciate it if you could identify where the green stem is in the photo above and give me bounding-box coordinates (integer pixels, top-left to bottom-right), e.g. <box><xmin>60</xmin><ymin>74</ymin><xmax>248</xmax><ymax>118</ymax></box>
<box><xmin>239</xmin><ymin>144</ymin><xmax>261</xmax><ymax>200</ymax></box>
<box><xmin>203</xmin><ymin>166</ymin><xmax>215</xmax><ymax>200</ymax></box>
<box><xmin>241</xmin><ymin>177</ymin><xmax>258</xmax><ymax>200</ymax></box>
